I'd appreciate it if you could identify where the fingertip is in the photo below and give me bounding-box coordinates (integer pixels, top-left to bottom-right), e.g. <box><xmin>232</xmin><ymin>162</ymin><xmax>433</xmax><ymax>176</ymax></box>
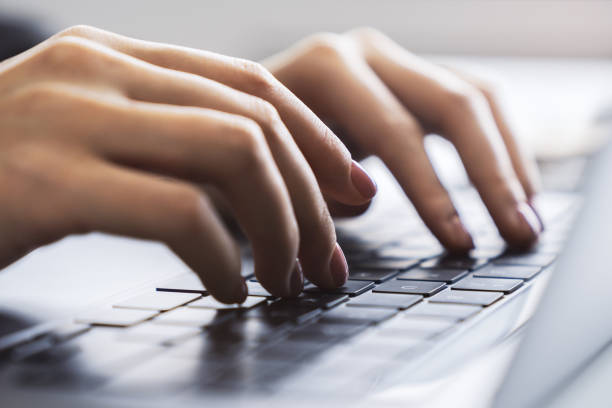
<box><xmin>501</xmin><ymin>202</ymin><xmax>542</xmax><ymax>249</ymax></box>
<box><xmin>329</xmin><ymin>243</ymin><xmax>348</xmax><ymax>287</ymax></box>
<box><xmin>350</xmin><ymin>160</ymin><xmax>378</xmax><ymax>201</ymax></box>
<box><xmin>445</xmin><ymin>215</ymin><xmax>475</xmax><ymax>253</ymax></box>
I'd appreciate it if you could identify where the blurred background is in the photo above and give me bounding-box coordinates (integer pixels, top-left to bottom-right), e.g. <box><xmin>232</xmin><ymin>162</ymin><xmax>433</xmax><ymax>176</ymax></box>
<box><xmin>2</xmin><ymin>0</ymin><xmax>611</xmax><ymax>159</ymax></box>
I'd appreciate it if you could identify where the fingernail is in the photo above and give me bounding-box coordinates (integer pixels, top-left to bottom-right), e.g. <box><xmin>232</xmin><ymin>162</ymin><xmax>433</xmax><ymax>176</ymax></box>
<box><xmin>448</xmin><ymin>215</ymin><xmax>475</xmax><ymax>251</ymax></box>
<box><xmin>330</xmin><ymin>243</ymin><xmax>348</xmax><ymax>287</ymax></box>
<box><xmin>527</xmin><ymin>201</ymin><xmax>545</xmax><ymax>232</ymax></box>
<box><xmin>235</xmin><ymin>279</ymin><xmax>248</xmax><ymax>303</ymax></box>
<box><xmin>289</xmin><ymin>260</ymin><xmax>304</xmax><ymax>297</ymax></box>
<box><xmin>517</xmin><ymin>202</ymin><xmax>543</xmax><ymax>238</ymax></box>
<box><xmin>350</xmin><ymin>161</ymin><xmax>377</xmax><ymax>200</ymax></box>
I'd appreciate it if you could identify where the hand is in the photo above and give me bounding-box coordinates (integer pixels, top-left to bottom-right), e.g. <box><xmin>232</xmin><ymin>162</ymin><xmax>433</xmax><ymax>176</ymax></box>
<box><xmin>263</xmin><ymin>28</ymin><xmax>542</xmax><ymax>252</ymax></box>
<box><xmin>0</xmin><ymin>25</ymin><xmax>378</xmax><ymax>303</ymax></box>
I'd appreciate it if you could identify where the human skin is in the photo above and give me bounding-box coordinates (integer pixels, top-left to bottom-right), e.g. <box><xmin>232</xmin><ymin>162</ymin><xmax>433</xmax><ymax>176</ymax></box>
<box><xmin>0</xmin><ymin>26</ymin><xmax>541</xmax><ymax>304</ymax></box>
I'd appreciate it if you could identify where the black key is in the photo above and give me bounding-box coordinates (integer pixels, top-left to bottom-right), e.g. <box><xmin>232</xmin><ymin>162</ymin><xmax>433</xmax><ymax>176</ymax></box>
<box><xmin>279</xmin><ymin>293</ymin><xmax>348</xmax><ymax>309</ymax></box>
<box><xmin>349</xmin><ymin>258</ymin><xmax>420</xmax><ymax>271</ymax></box>
<box><xmin>304</xmin><ymin>280</ymin><xmax>374</xmax><ymax>297</ymax></box>
<box><xmin>452</xmin><ymin>277</ymin><xmax>523</xmax><ymax>294</ymax></box>
<box><xmin>373</xmin><ymin>280</ymin><xmax>446</xmax><ymax>296</ymax></box>
<box><xmin>156</xmin><ymin>274</ymin><xmax>207</xmax><ymax>295</ymax></box>
<box><xmin>211</xmin><ymin>317</ymin><xmax>290</xmax><ymax>343</ymax></box>
<box><xmin>474</xmin><ymin>265</ymin><xmax>542</xmax><ymax>280</ymax></box>
<box><xmin>288</xmin><ymin>322</ymin><xmax>368</xmax><ymax>343</ymax></box>
<box><xmin>349</xmin><ymin>269</ymin><xmax>398</xmax><ymax>283</ymax></box>
<box><xmin>429</xmin><ymin>289</ymin><xmax>502</xmax><ymax>306</ymax></box>
<box><xmin>406</xmin><ymin>302</ymin><xmax>481</xmax><ymax>320</ymax></box>
<box><xmin>493</xmin><ymin>253</ymin><xmax>556</xmax><ymax>267</ymax></box>
<box><xmin>347</xmin><ymin>293</ymin><xmax>422</xmax><ymax>310</ymax></box>
<box><xmin>320</xmin><ymin>306</ymin><xmax>397</xmax><ymax>324</ymax></box>
<box><xmin>248</xmin><ymin>301</ymin><xmax>322</xmax><ymax>324</ymax></box>
<box><xmin>421</xmin><ymin>255</ymin><xmax>487</xmax><ymax>270</ymax></box>
<box><xmin>397</xmin><ymin>268</ymin><xmax>468</xmax><ymax>283</ymax></box>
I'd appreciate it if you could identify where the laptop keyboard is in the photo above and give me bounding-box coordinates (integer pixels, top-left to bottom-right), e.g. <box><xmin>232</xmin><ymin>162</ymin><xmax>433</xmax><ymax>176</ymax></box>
<box><xmin>0</xmin><ymin>189</ymin><xmax>579</xmax><ymax>400</ymax></box>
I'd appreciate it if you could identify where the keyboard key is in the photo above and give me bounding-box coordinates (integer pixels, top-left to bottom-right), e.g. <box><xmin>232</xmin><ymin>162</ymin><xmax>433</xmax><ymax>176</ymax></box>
<box><xmin>397</xmin><ymin>268</ymin><xmax>468</xmax><ymax>283</ymax></box>
<box><xmin>50</xmin><ymin>323</ymin><xmax>90</xmax><ymax>342</ymax></box>
<box><xmin>152</xmin><ymin>307</ymin><xmax>226</xmax><ymax>328</ymax></box>
<box><xmin>246</xmin><ymin>281</ymin><xmax>273</xmax><ymax>297</ymax></box>
<box><xmin>248</xmin><ymin>301</ymin><xmax>322</xmax><ymax>324</ymax></box>
<box><xmin>156</xmin><ymin>274</ymin><xmax>207</xmax><ymax>294</ymax></box>
<box><xmin>374</xmin><ymin>247</ymin><xmax>441</xmax><ymax>260</ymax></box>
<box><xmin>452</xmin><ymin>277</ymin><xmax>523</xmax><ymax>294</ymax></box>
<box><xmin>349</xmin><ymin>258</ymin><xmax>420</xmax><ymax>271</ymax></box>
<box><xmin>304</xmin><ymin>280</ymin><xmax>375</xmax><ymax>297</ymax></box>
<box><xmin>114</xmin><ymin>291</ymin><xmax>200</xmax><ymax>311</ymax></box>
<box><xmin>213</xmin><ymin>317</ymin><xmax>290</xmax><ymax>343</ymax></box>
<box><xmin>381</xmin><ymin>315</ymin><xmax>456</xmax><ymax>338</ymax></box>
<box><xmin>75</xmin><ymin>308</ymin><xmax>158</xmax><ymax>327</ymax></box>
<box><xmin>474</xmin><ymin>265</ymin><xmax>542</xmax><ymax>280</ymax></box>
<box><xmin>421</xmin><ymin>255</ymin><xmax>487</xmax><ymax>270</ymax></box>
<box><xmin>373</xmin><ymin>280</ymin><xmax>446</xmax><ymax>296</ymax></box>
<box><xmin>493</xmin><ymin>253</ymin><xmax>556</xmax><ymax>267</ymax></box>
<box><xmin>347</xmin><ymin>293</ymin><xmax>422</xmax><ymax>310</ymax></box>
<box><xmin>187</xmin><ymin>296</ymin><xmax>266</xmax><ymax>310</ymax></box>
<box><xmin>429</xmin><ymin>290</ymin><xmax>502</xmax><ymax>306</ymax></box>
<box><xmin>321</xmin><ymin>305</ymin><xmax>397</xmax><ymax>324</ymax></box>
<box><xmin>289</xmin><ymin>322</ymin><xmax>368</xmax><ymax>343</ymax></box>
<box><xmin>405</xmin><ymin>302</ymin><xmax>481</xmax><ymax>321</ymax></box>
<box><xmin>119</xmin><ymin>322</ymin><xmax>200</xmax><ymax>345</ymax></box>
<box><xmin>281</xmin><ymin>293</ymin><xmax>348</xmax><ymax>309</ymax></box>
<box><xmin>349</xmin><ymin>269</ymin><xmax>398</xmax><ymax>283</ymax></box>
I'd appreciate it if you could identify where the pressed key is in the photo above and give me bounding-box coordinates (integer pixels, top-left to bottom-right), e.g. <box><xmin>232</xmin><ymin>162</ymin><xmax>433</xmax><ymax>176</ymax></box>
<box><xmin>348</xmin><ymin>259</ymin><xmax>420</xmax><ymax>271</ymax></box>
<box><xmin>75</xmin><ymin>308</ymin><xmax>158</xmax><ymax>327</ymax></box>
<box><xmin>321</xmin><ymin>305</ymin><xmax>397</xmax><ymax>324</ymax></box>
<box><xmin>304</xmin><ymin>280</ymin><xmax>374</xmax><ymax>297</ymax></box>
<box><xmin>421</xmin><ymin>256</ymin><xmax>487</xmax><ymax>270</ymax></box>
<box><xmin>373</xmin><ymin>280</ymin><xmax>446</xmax><ymax>296</ymax></box>
<box><xmin>347</xmin><ymin>293</ymin><xmax>422</xmax><ymax>310</ymax></box>
<box><xmin>452</xmin><ymin>277</ymin><xmax>523</xmax><ymax>294</ymax></box>
<box><xmin>156</xmin><ymin>274</ymin><xmax>207</xmax><ymax>294</ymax></box>
<box><xmin>405</xmin><ymin>302</ymin><xmax>481</xmax><ymax>321</ymax></box>
<box><xmin>397</xmin><ymin>268</ymin><xmax>468</xmax><ymax>283</ymax></box>
<box><xmin>187</xmin><ymin>296</ymin><xmax>266</xmax><ymax>310</ymax></box>
<box><xmin>429</xmin><ymin>289</ymin><xmax>502</xmax><ymax>306</ymax></box>
<box><xmin>474</xmin><ymin>265</ymin><xmax>542</xmax><ymax>280</ymax></box>
<box><xmin>114</xmin><ymin>291</ymin><xmax>200</xmax><ymax>311</ymax></box>
<box><xmin>152</xmin><ymin>307</ymin><xmax>226</xmax><ymax>328</ymax></box>
<box><xmin>493</xmin><ymin>253</ymin><xmax>555</xmax><ymax>267</ymax></box>
<box><xmin>349</xmin><ymin>269</ymin><xmax>398</xmax><ymax>283</ymax></box>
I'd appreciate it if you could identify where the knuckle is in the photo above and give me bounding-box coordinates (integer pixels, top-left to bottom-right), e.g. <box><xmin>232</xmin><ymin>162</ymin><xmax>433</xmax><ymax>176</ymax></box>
<box><xmin>55</xmin><ymin>24</ymin><xmax>97</xmax><ymax>39</ymax></box>
<box><xmin>41</xmin><ymin>35</ymin><xmax>96</xmax><ymax>65</ymax></box>
<box><xmin>303</xmin><ymin>32</ymin><xmax>348</xmax><ymax>60</ymax></box>
<box><xmin>347</xmin><ymin>26</ymin><xmax>385</xmax><ymax>43</ymax></box>
<box><xmin>235</xmin><ymin>59</ymin><xmax>277</xmax><ymax>95</ymax></box>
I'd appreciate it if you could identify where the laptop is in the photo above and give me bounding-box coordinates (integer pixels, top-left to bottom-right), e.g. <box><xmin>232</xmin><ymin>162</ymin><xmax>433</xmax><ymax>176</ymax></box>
<box><xmin>0</xmin><ymin>133</ymin><xmax>609</xmax><ymax>408</ymax></box>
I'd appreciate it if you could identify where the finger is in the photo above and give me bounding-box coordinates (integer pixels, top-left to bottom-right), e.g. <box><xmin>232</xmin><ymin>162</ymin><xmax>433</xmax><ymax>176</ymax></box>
<box><xmin>274</xmin><ymin>37</ymin><xmax>473</xmax><ymax>251</ymax></box>
<box><xmin>33</xmin><ymin>34</ymin><xmax>348</xmax><ymax>290</ymax></box>
<box><xmin>47</xmin><ymin>153</ymin><xmax>246</xmax><ymax>304</ymax></box>
<box><xmin>51</xmin><ymin>25</ymin><xmax>377</xmax><ymax>206</ymax></box>
<box><xmin>350</xmin><ymin>28</ymin><xmax>542</xmax><ymax>247</ymax></box>
<box><xmin>21</xmin><ymin>82</ymin><xmax>300</xmax><ymax>297</ymax></box>
<box><xmin>445</xmin><ymin>70</ymin><xmax>541</xmax><ymax>200</ymax></box>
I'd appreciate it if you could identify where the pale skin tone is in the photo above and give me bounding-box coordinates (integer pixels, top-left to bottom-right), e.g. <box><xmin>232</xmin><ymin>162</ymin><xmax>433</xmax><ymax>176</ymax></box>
<box><xmin>0</xmin><ymin>26</ymin><xmax>542</xmax><ymax>304</ymax></box>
